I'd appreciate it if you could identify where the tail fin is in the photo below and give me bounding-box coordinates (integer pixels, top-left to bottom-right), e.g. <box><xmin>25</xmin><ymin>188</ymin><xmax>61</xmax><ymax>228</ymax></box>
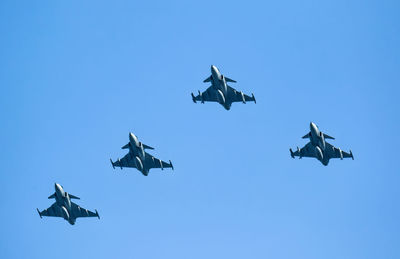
<box><xmin>302</xmin><ymin>132</ymin><xmax>311</xmax><ymax>139</ymax></box>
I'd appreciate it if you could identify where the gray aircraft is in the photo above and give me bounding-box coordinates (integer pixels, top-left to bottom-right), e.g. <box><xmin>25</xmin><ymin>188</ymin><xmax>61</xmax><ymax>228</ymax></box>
<box><xmin>37</xmin><ymin>183</ymin><xmax>99</xmax><ymax>225</ymax></box>
<box><xmin>290</xmin><ymin>122</ymin><xmax>354</xmax><ymax>166</ymax></box>
<box><xmin>110</xmin><ymin>132</ymin><xmax>173</xmax><ymax>176</ymax></box>
<box><xmin>191</xmin><ymin>65</ymin><xmax>256</xmax><ymax>110</ymax></box>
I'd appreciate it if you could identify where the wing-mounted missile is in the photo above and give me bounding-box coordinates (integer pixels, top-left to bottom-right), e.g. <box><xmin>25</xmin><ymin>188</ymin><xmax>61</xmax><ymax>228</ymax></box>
<box><xmin>290</xmin><ymin>148</ymin><xmax>295</xmax><ymax>158</ymax></box>
<box><xmin>191</xmin><ymin>93</ymin><xmax>197</xmax><ymax>103</ymax></box>
<box><xmin>159</xmin><ymin>159</ymin><xmax>163</xmax><ymax>170</ymax></box>
<box><xmin>95</xmin><ymin>210</ymin><xmax>100</xmax><ymax>219</ymax></box>
<box><xmin>350</xmin><ymin>150</ymin><xmax>354</xmax><ymax>160</ymax></box>
<box><xmin>297</xmin><ymin>147</ymin><xmax>302</xmax><ymax>158</ymax></box>
<box><xmin>118</xmin><ymin>158</ymin><xmax>122</xmax><ymax>169</ymax></box>
<box><xmin>338</xmin><ymin>148</ymin><xmax>343</xmax><ymax>160</ymax></box>
<box><xmin>199</xmin><ymin>90</ymin><xmax>204</xmax><ymax>103</ymax></box>
<box><xmin>252</xmin><ymin>93</ymin><xmax>256</xmax><ymax>104</ymax></box>
<box><xmin>169</xmin><ymin>160</ymin><xmax>174</xmax><ymax>170</ymax></box>
<box><xmin>240</xmin><ymin>91</ymin><xmax>246</xmax><ymax>103</ymax></box>
<box><xmin>37</xmin><ymin>208</ymin><xmax>42</xmax><ymax>218</ymax></box>
<box><xmin>110</xmin><ymin>159</ymin><xmax>115</xmax><ymax>169</ymax></box>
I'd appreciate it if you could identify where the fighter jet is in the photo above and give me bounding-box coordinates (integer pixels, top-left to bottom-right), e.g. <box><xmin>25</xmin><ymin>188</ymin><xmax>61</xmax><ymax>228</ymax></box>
<box><xmin>110</xmin><ymin>132</ymin><xmax>173</xmax><ymax>176</ymax></box>
<box><xmin>37</xmin><ymin>183</ymin><xmax>99</xmax><ymax>225</ymax></box>
<box><xmin>191</xmin><ymin>65</ymin><xmax>256</xmax><ymax>110</ymax></box>
<box><xmin>290</xmin><ymin>122</ymin><xmax>354</xmax><ymax>166</ymax></box>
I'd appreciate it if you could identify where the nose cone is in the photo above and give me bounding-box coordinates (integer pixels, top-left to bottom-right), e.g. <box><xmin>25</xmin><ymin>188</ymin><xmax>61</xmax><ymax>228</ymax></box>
<box><xmin>55</xmin><ymin>183</ymin><xmax>62</xmax><ymax>192</ymax></box>
<box><xmin>310</xmin><ymin>122</ymin><xmax>318</xmax><ymax>132</ymax></box>
<box><xmin>211</xmin><ymin>65</ymin><xmax>218</xmax><ymax>73</ymax></box>
<box><xmin>129</xmin><ymin>132</ymin><xmax>137</xmax><ymax>142</ymax></box>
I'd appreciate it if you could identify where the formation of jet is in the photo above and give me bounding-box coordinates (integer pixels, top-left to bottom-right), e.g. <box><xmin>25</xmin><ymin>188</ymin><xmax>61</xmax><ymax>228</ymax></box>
<box><xmin>37</xmin><ymin>183</ymin><xmax>99</xmax><ymax>225</ymax></box>
<box><xmin>36</xmin><ymin>66</ymin><xmax>356</xmax><ymax>225</ymax></box>
<box><xmin>290</xmin><ymin>122</ymin><xmax>354</xmax><ymax>166</ymax></box>
<box><xmin>191</xmin><ymin>65</ymin><xmax>256</xmax><ymax>110</ymax></box>
<box><xmin>110</xmin><ymin>132</ymin><xmax>174</xmax><ymax>176</ymax></box>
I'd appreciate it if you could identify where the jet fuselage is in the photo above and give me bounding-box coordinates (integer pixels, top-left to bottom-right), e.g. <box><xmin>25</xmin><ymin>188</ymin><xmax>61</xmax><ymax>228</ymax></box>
<box><xmin>309</xmin><ymin>122</ymin><xmax>326</xmax><ymax>150</ymax></box>
<box><xmin>128</xmin><ymin>132</ymin><xmax>145</xmax><ymax>160</ymax></box>
<box><xmin>54</xmin><ymin>183</ymin><xmax>75</xmax><ymax>225</ymax></box>
<box><xmin>210</xmin><ymin>66</ymin><xmax>231</xmax><ymax>110</ymax></box>
<box><xmin>127</xmin><ymin>133</ymin><xmax>149</xmax><ymax>175</ymax></box>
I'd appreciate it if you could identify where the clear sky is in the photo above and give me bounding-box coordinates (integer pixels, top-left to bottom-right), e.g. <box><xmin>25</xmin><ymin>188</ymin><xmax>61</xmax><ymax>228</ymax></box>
<box><xmin>1</xmin><ymin>1</ymin><xmax>399</xmax><ymax>258</ymax></box>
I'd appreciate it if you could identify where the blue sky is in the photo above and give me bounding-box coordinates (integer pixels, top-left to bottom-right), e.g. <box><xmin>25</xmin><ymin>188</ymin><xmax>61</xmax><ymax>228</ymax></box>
<box><xmin>1</xmin><ymin>0</ymin><xmax>399</xmax><ymax>258</ymax></box>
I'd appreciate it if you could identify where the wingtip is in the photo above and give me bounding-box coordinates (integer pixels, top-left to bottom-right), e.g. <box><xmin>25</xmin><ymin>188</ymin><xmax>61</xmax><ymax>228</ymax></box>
<box><xmin>95</xmin><ymin>209</ymin><xmax>100</xmax><ymax>219</ymax></box>
<box><xmin>252</xmin><ymin>93</ymin><xmax>256</xmax><ymax>104</ymax></box>
<box><xmin>37</xmin><ymin>208</ymin><xmax>42</xmax><ymax>218</ymax></box>
<box><xmin>110</xmin><ymin>159</ymin><xmax>115</xmax><ymax>169</ymax></box>
<box><xmin>169</xmin><ymin>160</ymin><xmax>174</xmax><ymax>170</ymax></box>
<box><xmin>350</xmin><ymin>150</ymin><xmax>354</xmax><ymax>160</ymax></box>
<box><xmin>289</xmin><ymin>148</ymin><xmax>294</xmax><ymax>158</ymax></box>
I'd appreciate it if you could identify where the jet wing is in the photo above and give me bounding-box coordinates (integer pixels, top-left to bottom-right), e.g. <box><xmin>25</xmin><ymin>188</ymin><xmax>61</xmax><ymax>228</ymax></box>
<box><xmin>38</xmin><ymin>203</ymin><xmax>62</xmax><ymax>218</ymax></box>
<box><xmin>227</xmin><ymin>86</ymin><xmax>256</xmax><ymax>103</ymax></box>
<box><xmin>290</xmin><ymin>142</ymin><xmax>316</xmax><ymax>158</ymax></box>
<box><xmin>71</xmin><ymin>202</ymin><xmax>99</xmax><ymax>219</ymax></box>
<box><xmin>324</xmin><ymin>142</ymin><xmax>354</xmax><ymax>160</ymax></box>
<box><xmin>192</xmin><ymin>86</ymin><xmax>219</xmax><ymax>103</ymax></box>
<box><xmin>111</xmin><ymin>153</ymin><xmax>137</xmax><ymax>169</ymax></box>
<box><xmin>144</xmin><ymin>152</ymin><xmax>173</xmax><ymax>170</ymax></box>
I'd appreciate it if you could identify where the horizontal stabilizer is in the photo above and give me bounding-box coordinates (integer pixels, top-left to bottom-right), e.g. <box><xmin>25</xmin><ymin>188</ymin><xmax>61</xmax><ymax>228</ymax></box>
<box><xmin>69</xmin><ymin>194</ymin><xmax>80</xmax><ymax>200</ymax></box>
<box><xmin>302</xmin><ymin>132</ymin><xmax>311</xmax><ymax>139</ymax></box>
<box><xmin>225</xmin><ymin>76</ymin><xmax>236</xmax><ymax>83</ymax></box>
<box><xmin>48</xmin><ymin>193</ymin><xmax>56</xmax><ymax>199</ymax></box>
<box><xmin>203</xmin><ymin>75</ymin><xmax>212</xmax><ymax>83</ymax></box>
<box><xmin>323</xmin><ymin>133</ymin><xmax>335</xmax><ymax>140</ymax></box>
<box><xmin>121</xmin><ymin>143</ymin><xmax>130</xmax><ymax>149</ymax></box>
<box><xmin>143</xmin><ymin>144</ymin><xmax>154</xmax><ymax>150</ymax></box>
